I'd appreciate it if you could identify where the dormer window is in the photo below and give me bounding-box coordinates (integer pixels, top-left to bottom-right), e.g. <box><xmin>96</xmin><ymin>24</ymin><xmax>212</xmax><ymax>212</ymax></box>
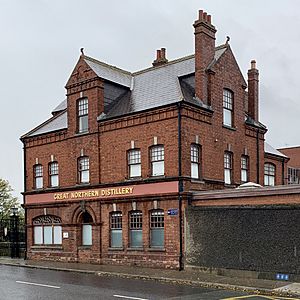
<box><xmin>223</xmin><ymin>89</ymin><xmax>233</xmax><ymax>127</ymax></box>
<box><xmin>77</xmin><ymin>98</ymin><xmax>88</xmax><ymax>133</ymax></box>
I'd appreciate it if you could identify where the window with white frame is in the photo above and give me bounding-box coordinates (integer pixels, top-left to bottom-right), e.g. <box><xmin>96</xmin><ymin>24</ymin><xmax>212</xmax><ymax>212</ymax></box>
<box><xmin>191</xmin><ymin>144</ymin><xmax>201</xmax><ymax>179</ymax></box>
<box><xmin>224</xmin><ymin>152</ymin><xmax>233</xmax><ymax>185</ymax></box>
<box><xmin>49</xmin><ymin>162</ymin><xmax>59</xmax><ymax>187</ymax></box>
<box><xmin>264</xmin><ymin>163</ymin><xmax>275</xmax><ymax>186</ymax></box>
<box><xmin>128</xmin><ymin>149</ymin><xmax>141</xmax><ymax>178</ymax></box>
<box><xmin>150</xmin><ymin>210</ymin><xmax>164</xmax><ymax>248</ymax></box>
<box><xmin>150</xmin><ymin>145</ymin><xmax>164</xmax><ymax>176</ymax></box>
<box><xmin>34</xmin><ymin>164</ymin><xmax>43</xmax><ymax>189</ymax></box>
<box><xmin>81</xmin><ymin>212</ymin><xmax>93</xmax><ymax>246</ymax></box>
<box><xmin>110</xmin><ymin>212</ymin><xmax>122</xmax><ymax>248</ymax></box>
<box><xmin>223</xmin><ymin>89</ymin><xmax>233</xmax><ymax>127</ymax></box>
<box><xmin>78</xmin><ymin>98</ymin><xmax>88</xmax><ymax>133</ymax></box>
<box><xmin>129</xmin><ymin>211</ymin><xmax>142</xmax><ymax>248</ymax></box>
<box><xmin>33</xmin><ymin>215</ymin><xmax>62</xmax><ymax>245</ymax></box>
<box><xmin>78</xmin><ymin>156</ymin><xmax>89</xmax><ymax>183</ymax></box>
<box><xmin>241</xmin><ymin>156</ymin><xmax>249</xmax><ymax>183</ymax></box>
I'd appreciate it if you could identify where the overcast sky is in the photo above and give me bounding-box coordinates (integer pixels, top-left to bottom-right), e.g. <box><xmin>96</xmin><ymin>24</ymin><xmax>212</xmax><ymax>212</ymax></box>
<box><xmin>1</xmin><ymin>0</ymin><xmax>300</xmax><ymax>199</ymax></box>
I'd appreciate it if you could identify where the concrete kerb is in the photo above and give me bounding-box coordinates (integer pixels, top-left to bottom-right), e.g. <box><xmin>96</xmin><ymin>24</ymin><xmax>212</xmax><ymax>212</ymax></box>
<box><xmin>0</xmin><ymin>261</ymin><xmax>298</xmax><ymax>298</ymax></box>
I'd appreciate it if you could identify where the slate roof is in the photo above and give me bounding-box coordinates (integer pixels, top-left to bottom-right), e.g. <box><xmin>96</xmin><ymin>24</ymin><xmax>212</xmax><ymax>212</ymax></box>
<box><xmin>23</xmin><ymin>45</ymin><xmax>229</xmax><ymax>138</ymax></box>
<box><xmin>265</xmin><ymin>142</ymin><xmax>288</xmax><ymax>158</ymax></box>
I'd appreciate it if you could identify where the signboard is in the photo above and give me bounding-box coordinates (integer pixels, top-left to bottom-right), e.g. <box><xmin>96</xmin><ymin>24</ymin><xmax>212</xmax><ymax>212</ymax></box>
<box><xmin>168</xmin><ymin>208</ymin><xmax>179</xmax><ymax>216</ymax></box>
<box><xmin>276</xmin><ymin>273</ymin><xmax>289</xmax><ymax>281</ymax></box>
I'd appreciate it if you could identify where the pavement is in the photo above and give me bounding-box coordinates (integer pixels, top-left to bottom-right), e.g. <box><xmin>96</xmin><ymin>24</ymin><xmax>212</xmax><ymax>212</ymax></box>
<box><xmin>1</xmin><ymin>257</ymin><xmax>300</xmax><ymax>299</ymax></box>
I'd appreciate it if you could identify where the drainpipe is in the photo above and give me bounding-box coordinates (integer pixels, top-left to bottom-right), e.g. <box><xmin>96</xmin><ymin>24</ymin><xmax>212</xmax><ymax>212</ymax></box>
<box><xmin>256</xmin><ymin>129</ymin><xmax>260</xmax><ymax>184</ymax></box>
<box><xmin>23</xmin><ymin>142</ymin><xmax>27</xmax><ymax>260</ymax></box>
<box><xmin>177</xmin><ymin>102</ymin><xmax>183</xmax><ymax>271</ymax></box>
<box><xmin>282</xmin><ymin>159</ymin><xmax>285</xmax><ymax>185</ymax></box>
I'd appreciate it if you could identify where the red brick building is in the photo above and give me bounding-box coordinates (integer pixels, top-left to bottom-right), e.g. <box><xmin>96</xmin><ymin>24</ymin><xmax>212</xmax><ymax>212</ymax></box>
<box><xmin>278</xmin><ymin>146</ymin><xmax>300</xmax><ymax>184</ymax></box>
<box><xmin>21</xmin><ymin>9</ymin><xmax>288</xmax><ymax>269</ymax></box>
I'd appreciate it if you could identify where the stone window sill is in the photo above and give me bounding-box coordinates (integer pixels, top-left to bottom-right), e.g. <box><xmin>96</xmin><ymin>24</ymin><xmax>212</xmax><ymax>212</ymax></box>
<box><xmin>31</xmin><ymin>245</ymin><xmax>63</xmax><ymax>250</ymax></box>
<box><xmin>222</xmin><ymin>125</ymin><xmax>236</xmax><ymax>131</ymax></box>
<box><xmin>147</xmin><ymin>248</ymin><xmax>166</xmax><ymax>252</ymax></box>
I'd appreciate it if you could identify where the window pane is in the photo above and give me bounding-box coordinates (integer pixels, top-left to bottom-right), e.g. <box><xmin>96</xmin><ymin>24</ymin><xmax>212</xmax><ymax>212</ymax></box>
<box><xmin>51</xmin><ymin>175</ymin><xmax>59</xmax><ymax>187</ymax></box>
<box><xmin>152</xmin><ymin>161</ymin><xmax>164</xmax><ymax>176</ymax></box>
<box><xmin>269</xmin><ymin>176</ymin><xmax>275</xmax><ymax>186</ymax></box>
<box><xmin>36</xmin><ymin>177</ymin><xmax>43</xmax><ymax>189</ymax></box>
<box><xmin>111</xmin><ymin>229</ymin><xmax>122</xmax><ymax>248</ymax></box>
<box><xmin>224</xmin><ymin>169</ymin><xmax>231</xmax><ymax>184</ymax></box>
<box><xmin>191</xmin><ymin>162</ymin><xmax>199</xmax><ymax>179</ymax></box>
<box><xmin>44</xmin><ymin>226</ymin><xmax>53</xmax><ymax>244</ymax></box>
<box><xmin>82</xmin><ymin>224</ymin><xmax>92</xmax><ymax>246</ymax></box>
<box><xmin>241</xmin><ymin>170</ymin><xmax>247</xmax><ymax>182</ymax></box>
<box><xmin>130</xmin><ymin>164</ymin><xmax>141</xmax><ymax>177</ymax></box>
<box><xmin>79</xmin><ymin>115</ymin><xmax>88</xmax><ymax>132</ymax></box>
<box><xmin>34</xmin><ymin>226</ymin><xmax>43</xmax><ymax>244</ymax></box>
<box><xmin>150</xmin><ymin>228</ymin><xmax>164</xmax><ymax>248</ymax></box>
<box><xmin>81</xmin><ymin>170</ymin><xmax>89</xmax><ymax>183</ymax></box>
<box><xmin>130</xmin><ymin>230</ymin><xmax>142</xmax><ymax>248</ymax></box>
<box><xmin>53</xmin><ymin>226</ymin><xmax>62</xmax><ymax>244</ymax></box>
<box><xmin>223</xmin><ymin>109</ymin><xmax>232</xmax><ymax>126</ymax></box>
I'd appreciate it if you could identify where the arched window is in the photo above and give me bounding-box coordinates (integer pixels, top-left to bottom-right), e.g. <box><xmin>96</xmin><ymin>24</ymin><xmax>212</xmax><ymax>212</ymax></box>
<box><xmin>81</xmin><ymin>212</ymin><xmax>93</xmax><ymax>246</ymax></box>
<box><xmin>33</xmin><ymin>215</ymin><xmax>62</xmax><ymax>245</ymax></box>
<box><xmin>264</xmin><ymin>163</ymin><xmax>275</xmax><ymax>186</ymax></box>
<box><xmin>77</xmin><ymin>98</ymin><xmax>88</xmax><ymax>133</ymax></box>
<box><xmin>110</xmin><ymin>212</ymin><xmax>122</xmax><ymax>248</ymax></box>
<box><xmin>150</xmin><ymin>209</ymin><xmax>164</xmax><ymax>248</ymax></box>
<box><xmin>33</xmin><ymin>164</ymin><xmax>43</xmax><ymax>189</ymax></box>
<box><xmin>129</xmin><ymin>211</ymin><xmax>142</xmax><ymax>248</ymax></box>
<box><xmin>223</xmin><ymin>89</ymin><xmax>233</xmax><ymax>127</ymax></box>
<box><xmin>78</xmin><ymin>156</ymin><xmax>89</xmax><ymax>183</ymax></box>
<box><xmin>49</xmin><ymin>161</ymin><xmax>59</xmax><ymax>187</ymax></box>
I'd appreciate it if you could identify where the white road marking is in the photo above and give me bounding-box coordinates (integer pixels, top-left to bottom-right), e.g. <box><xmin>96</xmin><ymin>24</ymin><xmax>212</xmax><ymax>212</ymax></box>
<box><xmin>113</xmin><ymin>295</ymin><xmax>149</xmax><ymax>300</ymax></box>
<box><xmin>16</xmin><ymin>280</ymin><xmax>60</xmax><ymax>289</ymax></box>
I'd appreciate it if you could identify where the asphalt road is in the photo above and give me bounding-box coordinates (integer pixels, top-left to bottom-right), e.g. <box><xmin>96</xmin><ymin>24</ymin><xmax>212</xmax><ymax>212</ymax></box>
<box><xmin>0</xmin><ymin>265</ymin><xmax>296</xmax><ymax>300</ymax></box>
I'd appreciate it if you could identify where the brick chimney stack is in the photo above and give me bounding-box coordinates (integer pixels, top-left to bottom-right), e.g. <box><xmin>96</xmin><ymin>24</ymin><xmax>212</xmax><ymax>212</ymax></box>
<box><xmin>247</xmin><ymin>60</ymin><xmax>259</xmax><ymax>122</ymax></box>
<box><xmin>153</xmin><ymin>47</ymin><xmax>168</xmax><ymax>67</ymax></box>
<box><xmin>193</xmin><ymin>9</ymin><xmax>216</xmax><ymax>105</ymax></box>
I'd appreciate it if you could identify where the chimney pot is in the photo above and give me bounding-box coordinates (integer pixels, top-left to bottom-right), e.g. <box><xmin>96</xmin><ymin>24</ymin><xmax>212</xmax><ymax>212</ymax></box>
<box><xmin>203</xmin><ymin>12</ymin><xmax>207</xmax><ymax>21</ymax></box>
<box><xmin>157</xmin><ymin>49</ymin><xmax>161</xmax><ymax>60</ymax></box>
<box><xmin>161</xmin><ymin>47</ymin><xmax>166</xmax><ymax>59</ymax></box>
<box><xmin>199</xmin><ymin>10</ymin><xmax>204</xmax><ymax>20</ymax></box>
<box><xmin>207</xmin><ymin>15</ymin><xmax>211</xmax><ymax>23</ymax></box>
<box><xmin>251</xmin><ymin>60</ymin><xmax>256</xmax><ymax>69</ymax></box>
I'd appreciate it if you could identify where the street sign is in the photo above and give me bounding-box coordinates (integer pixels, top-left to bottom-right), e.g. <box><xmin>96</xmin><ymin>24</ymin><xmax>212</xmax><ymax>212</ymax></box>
<box><xmin>168</xmin><ymin>209</ymin><xmax>178</xmax><ymax>216</ymax></box>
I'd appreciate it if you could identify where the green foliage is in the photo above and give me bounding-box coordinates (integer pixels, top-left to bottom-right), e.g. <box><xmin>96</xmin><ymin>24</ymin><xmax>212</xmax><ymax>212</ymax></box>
<box><xmin>0</xmin><ymin>178</ymin><xmax>23</xmax><ymax>219</ymax></box>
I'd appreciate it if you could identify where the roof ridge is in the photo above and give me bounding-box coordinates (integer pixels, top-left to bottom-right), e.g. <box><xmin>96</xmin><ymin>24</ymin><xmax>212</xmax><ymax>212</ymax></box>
<box><xmin>132</xmin><ymin>54</ymin><xmax>195</xmax><ymax>76</ymax></box>
<box><xmin>84</xmin><ymin>55</ymin><xmax>132</xmax><ymax>76</ymax></box>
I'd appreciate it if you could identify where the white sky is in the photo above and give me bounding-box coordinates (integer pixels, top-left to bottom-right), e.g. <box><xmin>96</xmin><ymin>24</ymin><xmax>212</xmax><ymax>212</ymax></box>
<box><xmin>1</xmin><ymin>0</ymin><xmax>300</xmax><ymax>199</ymax></box>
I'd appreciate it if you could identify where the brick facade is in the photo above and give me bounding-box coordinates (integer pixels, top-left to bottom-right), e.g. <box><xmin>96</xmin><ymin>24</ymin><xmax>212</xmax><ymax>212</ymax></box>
<box><xmin>21</xmin><ymin>9</ymin><xmax>287</xmax><ymax>269</ymax></box>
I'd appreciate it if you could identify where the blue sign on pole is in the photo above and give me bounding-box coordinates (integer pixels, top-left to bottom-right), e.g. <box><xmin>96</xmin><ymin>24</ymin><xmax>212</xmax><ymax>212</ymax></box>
<box><xmin>167</xmin><ymin>209</ymin><xmax>178</xmax><ymax>216</ymax></box>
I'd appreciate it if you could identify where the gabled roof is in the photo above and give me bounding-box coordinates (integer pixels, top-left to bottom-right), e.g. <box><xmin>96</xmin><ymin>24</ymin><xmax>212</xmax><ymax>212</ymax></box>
<box><xmin>265</xmin><ymin>142</ymin><xmax>288</xmax><ymax>158</ymax></box>
<box><xmin>84</xmin><ymin>56</ymin><xmax>132</xmax><ymax>88</ymax></box>
<box><xmin>23</xmin><ymin>45</ymin><xmax>229</xmax><ymax>138</ymax></box>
